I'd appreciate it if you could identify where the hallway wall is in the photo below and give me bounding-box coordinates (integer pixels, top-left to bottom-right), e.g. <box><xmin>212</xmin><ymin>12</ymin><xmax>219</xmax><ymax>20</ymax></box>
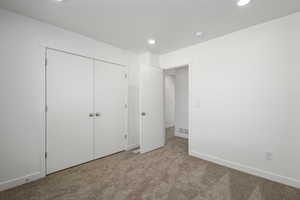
<box><xmin>175</xmin><ymin>67</ymin><xmax>189</xmax><ymax>138</ymax></box>
<box><xmin>164</xmin><ymin>75</ymin><xmax>175</xmax><ymax>128</ymax></box>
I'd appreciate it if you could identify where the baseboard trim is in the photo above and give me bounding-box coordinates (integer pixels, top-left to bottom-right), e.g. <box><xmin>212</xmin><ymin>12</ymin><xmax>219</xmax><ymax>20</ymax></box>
<box><xmin>0</xmin><ymin>172</ymin><xmax>44</xmax><ymax>192</ymax></box>
<box><xmin>126</xmin><ymin>144</ymin><xmax>139</xmax><ymax>151</ymax></box>
<box><xmin>190</xmin><ymin>151</ymin><xmax>300</xmax><ymax>189</ymax></box>
<box><xmin>175</xmin><ymin>131</ymin><xmax>188</xmax><ymax>139</ymax></box>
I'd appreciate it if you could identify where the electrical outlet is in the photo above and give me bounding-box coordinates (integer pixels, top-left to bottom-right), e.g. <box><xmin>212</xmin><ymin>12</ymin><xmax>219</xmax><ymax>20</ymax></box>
<box><xmin>265</xmin><ymin>152</ymin><xmax>273</xmax><ymax>161</ymax></box>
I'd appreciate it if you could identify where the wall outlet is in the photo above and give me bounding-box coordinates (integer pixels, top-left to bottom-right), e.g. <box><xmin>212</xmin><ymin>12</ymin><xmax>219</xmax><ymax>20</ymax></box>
<box><xmin>265</xmin><ymin>152</ymin><xmax>273</xmax><ymax>161</ymax></box>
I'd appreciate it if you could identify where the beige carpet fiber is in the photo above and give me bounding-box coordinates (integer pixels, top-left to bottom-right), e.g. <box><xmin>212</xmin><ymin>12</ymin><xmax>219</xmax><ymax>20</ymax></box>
<box><xmin>1</xmin><ymin>128</ymin><xmax>299</xmax><ymax>200</ymax></box>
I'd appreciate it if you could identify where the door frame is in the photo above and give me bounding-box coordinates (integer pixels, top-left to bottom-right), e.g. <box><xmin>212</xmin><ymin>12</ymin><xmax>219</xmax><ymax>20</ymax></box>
<box><xmin>43</xmin><ymin>46</ymin><xmax>128</xmax><ymax>175</ymax></box>
<box><xmin>162</xmin><ymin>63</ymin><xmax>192</xmax><ymax>154</ymax></box>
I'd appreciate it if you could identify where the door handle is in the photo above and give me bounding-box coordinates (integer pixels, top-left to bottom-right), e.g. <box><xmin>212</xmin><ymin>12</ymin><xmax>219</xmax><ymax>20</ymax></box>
<box><xmin>89</xmin><ymin>113</ymin><xmax>94</xmax><ymax>117</ymax></box>
<box><xmin>141</xmin><ymin>112</ymin><xmax>146</xmax><ymax>116</ymax></box>
<box><xmin>95</xmin><ymin>113</ymin><xmax>101</xmax><ymax>117</ymax></box>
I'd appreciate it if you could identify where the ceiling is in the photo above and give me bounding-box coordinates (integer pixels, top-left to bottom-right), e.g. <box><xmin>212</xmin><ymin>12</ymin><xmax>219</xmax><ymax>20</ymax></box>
<box><xmin>0</xmin><ymin>0</ymin><xmax>299</xmax><ymax>54</ymax></box>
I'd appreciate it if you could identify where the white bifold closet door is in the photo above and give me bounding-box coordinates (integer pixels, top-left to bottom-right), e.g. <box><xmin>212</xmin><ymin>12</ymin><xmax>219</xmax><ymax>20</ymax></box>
<box><xmin>46</xmin><ymin>49</ymin><xmax>127</xmax><ymax>174</ymax></box>
<box><xmin>93</xmin><ymin>61</ymin><xmax>127</xmax><ymax>159</ymax></box>
<box><xmin>46</xmin><ymin>49</ymin><xmax>94</xmax><ymax>174</ymax></box>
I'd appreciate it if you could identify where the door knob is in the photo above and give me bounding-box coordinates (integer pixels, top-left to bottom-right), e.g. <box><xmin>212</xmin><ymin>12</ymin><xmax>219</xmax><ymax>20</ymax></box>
<box><xmin>141</xmin><ymin>112</ymin><xmax>146</xmax><ymax>116</ymax></box>
<box><xmin>89</xmin><ymin>113</ymin><xmax>94</xmax><ymax>117</ymax></box>
<box><xmin>95</xmin><ymin>113</ymin><xmax>101</xmax><ymax>117</ymax></box>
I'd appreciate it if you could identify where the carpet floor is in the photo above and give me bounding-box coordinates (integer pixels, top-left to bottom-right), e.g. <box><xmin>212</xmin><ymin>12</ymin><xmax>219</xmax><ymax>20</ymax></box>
<box><xmin>1</xmin><ymin>128</ymin><xmax>299</xmax><ymax>200</ymax></box>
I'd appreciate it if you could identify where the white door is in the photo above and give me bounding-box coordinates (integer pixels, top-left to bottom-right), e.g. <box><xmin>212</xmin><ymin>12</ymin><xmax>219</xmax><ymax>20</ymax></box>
<box><xmin>46</xmin><ymin>49</ymin><xmax>94</xmax><ymax>174</ymax></box>
<box><xmin>140</xmin><ymin>65</ymin><xmax>165</xmax><ymax>153</ymax></box>
<box><xmin>93</xmin><ymin>61</ymin><xmax>127</xmax><ymax>159</ymax></box>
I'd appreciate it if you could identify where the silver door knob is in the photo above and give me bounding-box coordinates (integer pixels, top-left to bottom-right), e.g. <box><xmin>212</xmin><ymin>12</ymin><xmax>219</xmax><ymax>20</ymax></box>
<box><xmin>89</xmin><ymin>113</ymin><xmax>94</xmax><ymax>117</ymax></box>
<box><xmin>95</xmin><ymin>113</ymin><xmax>101</xmax><ymax>117</ymax></box>
<box><xmin>141</xmin><ymin>112</ymin><xmax>146</xmax><ymax>116</ymax></box>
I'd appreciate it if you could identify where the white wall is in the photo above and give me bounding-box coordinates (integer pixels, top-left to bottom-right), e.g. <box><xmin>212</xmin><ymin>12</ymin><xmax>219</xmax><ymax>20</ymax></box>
<box><xmin>164</xmin><ymin>75</ymin><xmax>175</xmax><ymax>128</ymax></box>
<box><xmin>160</xmin><ymin>12</ymin><xmax>300</xmax><ymax>188</ymax></box>
<box><xmin>174</xmin><ymin>67</ymin><xmax>189</xmax><ymax>138</ymax></box>
<box><xmin>0</xmin><ymin>8</ymin><xmax>139</xmax><ymax>191</ymax></box>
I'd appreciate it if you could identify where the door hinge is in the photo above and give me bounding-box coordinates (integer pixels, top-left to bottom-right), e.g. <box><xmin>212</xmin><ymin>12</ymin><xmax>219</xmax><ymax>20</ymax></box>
<box><xmin>45</xmin><ymin>58</ymin><xmax>48</xmax><ymax>67</ymax></box>
<box><xmin>124</xmin><ymin>104</ymin><xmax>128</xmax><ymax>109</ymax></box>
<box><xmin>124</xmin><ymin>73</ymin><xmax>127</xmax><ymax>79</ymax></box>
<box><xmin>45</xmin><ymin>152</ymin><xmax>48</xmax><ymax>159</ymax></box>
<box><xmin>124</xmin><ymin>134</ymin><xmax>128</xmax><ymax>139</ymax></box>
<box><xmin>45</xmin><ymin>105</ymin><xmax>48</xmax><ymax>112</ymax></box>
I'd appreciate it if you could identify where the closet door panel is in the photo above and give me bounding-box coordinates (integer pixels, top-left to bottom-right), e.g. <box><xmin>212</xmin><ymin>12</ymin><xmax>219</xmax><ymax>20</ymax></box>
<box><xmin>94</xmin><ymin>61</ymin><xmax>127</xmax><ymax>159</ymax></box>
<box><xmin>46</xmin><ymin>50</ymin><xmax>94</xmax><ymax>174</ymax></box>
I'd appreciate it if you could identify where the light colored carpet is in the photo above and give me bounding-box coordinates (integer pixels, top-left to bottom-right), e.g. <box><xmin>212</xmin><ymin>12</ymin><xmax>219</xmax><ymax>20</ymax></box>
<box><xmin>1</xmin><ymin>128</ymin><xmax>299</xmax><ymax>200</ymax></box>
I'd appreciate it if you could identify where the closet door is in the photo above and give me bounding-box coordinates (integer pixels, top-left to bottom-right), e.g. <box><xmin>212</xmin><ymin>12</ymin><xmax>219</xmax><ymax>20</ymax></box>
<box><xmin>94</xmin><ymin>61</ymin><xmax>127</xmax><ymax>159</ymax></box>
<box><xmin>46</xmin><ymin>50</ymin><xmax>94</xmax><ymax>174</ymax></box>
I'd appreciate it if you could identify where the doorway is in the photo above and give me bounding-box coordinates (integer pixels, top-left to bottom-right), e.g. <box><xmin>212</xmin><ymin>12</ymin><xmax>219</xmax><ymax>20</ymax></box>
<box><xmin>164</xmin><ymin>66</ymin><xmax>189</xmax><ymax>146</ymax></box>
<box><xmin>133</xmin><ymin>64</ymin><xmax>189</xmax><ymax>154</ymax></box>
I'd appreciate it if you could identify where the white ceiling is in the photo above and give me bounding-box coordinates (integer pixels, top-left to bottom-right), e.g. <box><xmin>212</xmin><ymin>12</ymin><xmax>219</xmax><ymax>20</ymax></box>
<box><xmin>0</xmin><ymin>0</ymin><xmax>299</xmax><ymax>54</ymax></box>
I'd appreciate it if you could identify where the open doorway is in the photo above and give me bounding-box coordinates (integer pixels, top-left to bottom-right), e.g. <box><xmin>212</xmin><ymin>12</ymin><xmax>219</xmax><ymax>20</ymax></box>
<box><xmin>164</xmin><ymin>65</ymin><xmax>189</xmax><ymax>147</ymax></box>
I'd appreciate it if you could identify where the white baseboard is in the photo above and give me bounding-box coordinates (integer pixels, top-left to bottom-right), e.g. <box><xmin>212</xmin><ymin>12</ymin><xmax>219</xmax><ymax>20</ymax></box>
<box><xmin>0</xmin><ymin>172</ymin><xmax>44</xmax><ymax>192</ymax></box>
<box><xmin>190</xmin><ymin>151</ymin><xmax>300</xmax><ymax>189</ymax></box>
<box><xmin>126</xmin><ymin>143</ymin><xmax>139</xmax><ymax>151</ymax></box>
<box><xmin>175</xmin><ymin>131</ymin><xmax>188</xmax><ymax>139</ymax></box>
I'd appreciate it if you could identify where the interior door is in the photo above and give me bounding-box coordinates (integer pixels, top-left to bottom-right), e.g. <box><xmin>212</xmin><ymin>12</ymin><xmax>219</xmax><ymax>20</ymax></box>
<box><xmin>140</xmin><ymin>65</ymin><xmax>165</xmax><ymax>153</ymax></box>
<box><xmin>46</xmin><ymin>49</ymin><xmax>94</xmax><ymax>174</ymax></box>
<box><xmin>93</xmin><ymin>61</ymin><xmax>127</xmax><ymax>159</ymax></box>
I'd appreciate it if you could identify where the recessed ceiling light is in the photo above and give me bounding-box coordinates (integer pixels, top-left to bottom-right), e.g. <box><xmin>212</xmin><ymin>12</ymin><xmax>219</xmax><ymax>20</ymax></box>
<box><xmin>237</xmin><ymin>0</ymin><xmax>251</xmax><ymax>7</ymax></box>
<box><xmin>195</xmin><ymin>32</ymin><xmax>203</xmax><ymax>37</ymax></box>
<box><xmin>55</xmin><ymin>0</ymin><xmax>64</xmax><ymax>2</ymax></box>
<box><xmin>148</xmin><ymin>38</ymin><xmax>156</xmax><ymax>45</ymax></box>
